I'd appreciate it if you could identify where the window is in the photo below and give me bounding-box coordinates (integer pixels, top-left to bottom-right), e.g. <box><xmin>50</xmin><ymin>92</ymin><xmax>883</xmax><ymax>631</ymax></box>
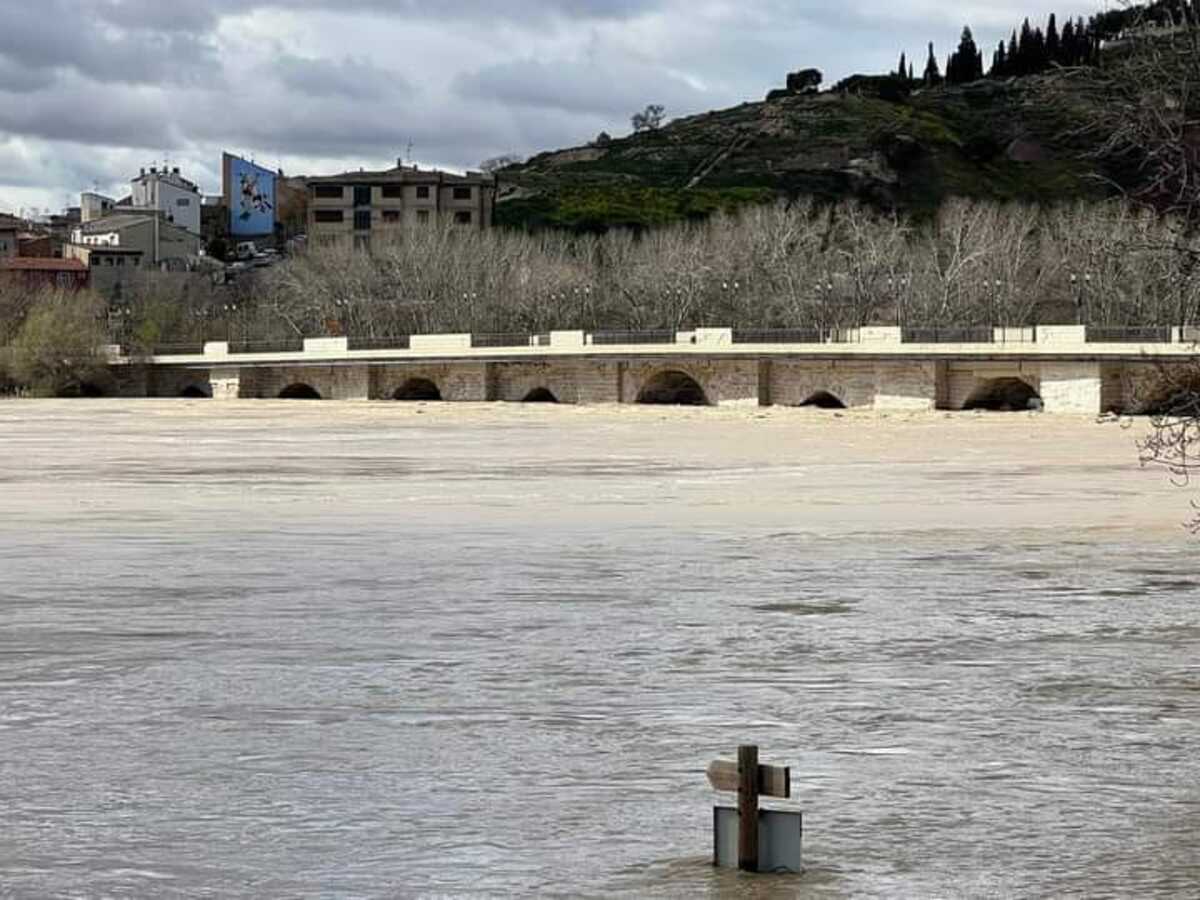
<box><xmin>176</xmin><ymin>198</ymin><xmax>191</xmax><ymax>206</ymax></box>
<box><xmin>382</xmin><ymin>185</ymin><xmax>403</xmax><ymax>199</ymax></box>
<box><xmin>454</xmin><ymin>211</ymin><xmax>472</xmax><ymax>225</ymax></box>
<box><xmin>453</xmin><ymin>186</ymin><xmax>472</xmax><ymax>200</ymax></box>
<box><xmin>117</xmin><ymin>257</ymin><xmax>125</xmax><ymax>266</ymax></box>
<box><xmin>314</xmin><ymin>185</ymin><xmax>344</xmax><ymax>199</ymax></box>
<box><xmin>354</xmin><ymin>210</ymin><xmax>372</xmax><ymax>230</ymax></box>
<box><xmin>417</xmin><ymin>210</ymin><xmax>430</xmax><ymax>224</ymax></box>
<box><xmin>416</xmin><ymin>186</ymin><xmax>430</xmax><ymax>199</ymax></box>
<box><xmin>314</xmin><ymin>210</ymin><xmax>344</xmax><ymax>224</ymax></box>
<box><xmin>382</xmin><ymin>210</ymin><xmax>401</xmax><ymax>223</ymax></box>
<box><xmin>353</xmin><ymin>185</ymin><xmax>372</xmax><ymax>206</ymax></box>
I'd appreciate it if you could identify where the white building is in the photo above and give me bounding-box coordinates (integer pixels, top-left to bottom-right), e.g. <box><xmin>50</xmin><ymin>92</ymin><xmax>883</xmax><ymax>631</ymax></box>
<box><xmin>129</xmin><ymin>166</ymin><xmax>201</xmax><ymax>236</ymax></box>
<box><xmin>81</xmin><ymin>191</ymin><xmax>117</xmax><ymax>224</ymax></box>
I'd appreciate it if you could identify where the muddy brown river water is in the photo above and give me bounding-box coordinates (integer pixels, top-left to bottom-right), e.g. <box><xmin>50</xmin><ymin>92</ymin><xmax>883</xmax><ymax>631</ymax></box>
<box><xmin>1</xmin><ymin>401</ymin><xmax>1198</xmax><ymax>898</ymax></box>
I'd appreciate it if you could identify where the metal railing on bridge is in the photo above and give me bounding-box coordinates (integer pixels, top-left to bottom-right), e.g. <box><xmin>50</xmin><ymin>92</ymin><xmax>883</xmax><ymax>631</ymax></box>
<box><xmin>1086</xmin><ymin>326</ymin><xmax>1174</xmax><ymax>344</ymax></box>
<box><xmin>229</xmin><ymin>338</ymin><xmax>305</xmax><ymax>354</ymax></box>
<box><xmin>470</xmin><ymin>333</ymin><xmax>541</xmax><ymax>349</ymax></box>
<box><xmin>348</xmin><ymin>335</ymin><xmax>411</xmax><ymax>351</ymax></box>
<box><xmin>900</xmin><ymin>327</ymin><xmax>998</xmax><ymax>344</ymax></box>
<box><xmin>731</xmin><ymin>328</ymin><xmax>859</xmax><ymax>345</ymax></box>
<box><xmin>590</xmin><ymin>329</ymin><xmax>676</xmax><ymax>345</ymax></box>
<box><xmin>145</xmin><ymin>342</ymin><xmax>207</xmax><ymax>356</ymax></box>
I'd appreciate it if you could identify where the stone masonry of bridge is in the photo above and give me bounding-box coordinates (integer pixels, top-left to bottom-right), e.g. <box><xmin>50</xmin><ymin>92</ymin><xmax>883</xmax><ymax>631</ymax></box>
<box><xmin>110</xmin><ymin>326</ymin><xmax>1199</xmax><ymax>414</ymax></box>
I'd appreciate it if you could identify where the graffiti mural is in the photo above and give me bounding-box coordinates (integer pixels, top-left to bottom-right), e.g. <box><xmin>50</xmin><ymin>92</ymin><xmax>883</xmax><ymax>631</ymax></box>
<box><xmin>224</xmin><ymin>154</ymin><xmax>277</xmax><ymax>237</ymax></box>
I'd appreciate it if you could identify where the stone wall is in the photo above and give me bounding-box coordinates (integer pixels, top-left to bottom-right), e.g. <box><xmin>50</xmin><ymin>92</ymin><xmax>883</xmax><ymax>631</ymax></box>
<box><xmin>370</xmin><ymin>363</ymin><xmax>488</xmax><ymax>401</ymax></box>
<box><xmin>249</xmin><ymin>365</ymin><xmax>371</xmax><ymax>400</ymax></box>
<box><xmin>150</xmin><ymin>367</ymin><xmax>212</xmax><ymax>398</ymax></box>
<box><xmin>768</xmin><ymin>361</ymin><xmax>876</xmax><ymax>407</ymax></box>
<box><xmin>1039</xmin><ymin>362</ymin><xmax>1102</xmax><ymax>414</ymax></box>
<box><xmin>620</xmin><ymin>358</ymin><xmax>760</xmax><ymax>406</ymax></box>
<box><xmin>489</xmin><ymin>360</ymin><xmax>621</xmax><ymax>403</ymax></box>
<box><xmin>873</xmin><ymin>361</ymin><xmax>937</xmax><ymax>411</ymax></box>
<box><xmin>941</xmin><ymin>363</ymin><xmax>1042</xmax><ymax>410</ymax></box>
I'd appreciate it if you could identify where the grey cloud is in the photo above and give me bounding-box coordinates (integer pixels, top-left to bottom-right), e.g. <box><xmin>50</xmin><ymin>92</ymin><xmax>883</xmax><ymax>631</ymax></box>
<box><xmin>274</xmin><ymin>54</ymin><xmax>410</xmax><ymax>101</ymax></box>
<box><xmin>453</xmin><ymin>57</ymin><xmax>710</xmax><ymax>119</ymax></box>
<box><xmin>0</xmin><ymin>2</ymin><xmax>220</xmax><ymax>86</ymax></box>
<box><xmin>0</xmin><ymin>80</ymin><xmax>176</xmax><ymax>149</ymax></box>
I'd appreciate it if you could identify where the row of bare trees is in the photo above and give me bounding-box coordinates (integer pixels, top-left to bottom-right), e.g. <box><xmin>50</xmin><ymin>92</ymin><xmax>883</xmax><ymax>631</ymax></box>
<box><xmin>203</xmin><ymin>198</ymin><xmax>1200</xmax><ymax>344</ymax></box>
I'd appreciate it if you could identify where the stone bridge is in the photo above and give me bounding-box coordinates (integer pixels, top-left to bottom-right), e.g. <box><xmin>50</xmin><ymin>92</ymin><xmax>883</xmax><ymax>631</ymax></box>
<box><xmin>109</xmin><ymin>326</ymin><xmax>1200</xmax><ymax>415</ymax></box>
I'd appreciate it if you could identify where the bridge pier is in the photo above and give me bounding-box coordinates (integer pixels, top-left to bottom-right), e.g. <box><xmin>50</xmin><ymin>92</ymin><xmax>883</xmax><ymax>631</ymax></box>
<box><xmin>210</xmin><ymin>367</ymin><xmax>242</xmax><ymax>400</ymax></box>
<box><xmin>1039</xmin><ymin>362</ymin><xmax>1102</xmax><ymax>414</ymax></box>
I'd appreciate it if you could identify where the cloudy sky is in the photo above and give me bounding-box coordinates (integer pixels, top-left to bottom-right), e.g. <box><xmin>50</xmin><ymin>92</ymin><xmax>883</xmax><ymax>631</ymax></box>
<box><xmin>0</xmin><ymin>0</ymin><xmax>1106</xmax><ymax>215</ymax></box>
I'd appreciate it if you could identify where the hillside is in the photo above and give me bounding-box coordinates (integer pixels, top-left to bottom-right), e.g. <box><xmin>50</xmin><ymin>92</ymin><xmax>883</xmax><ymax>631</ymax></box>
<box><xmin>495</xmin><ymin>74</ymin><xmax>1116</xmax><ymax>230</ymax></box>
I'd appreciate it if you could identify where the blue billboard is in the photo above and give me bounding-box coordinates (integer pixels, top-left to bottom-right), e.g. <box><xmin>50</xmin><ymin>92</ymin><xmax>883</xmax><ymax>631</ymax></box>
<box><xmin>225</xmin><ymin>154</ymin><xmax>276</xmax><ymax>237</ymax></box>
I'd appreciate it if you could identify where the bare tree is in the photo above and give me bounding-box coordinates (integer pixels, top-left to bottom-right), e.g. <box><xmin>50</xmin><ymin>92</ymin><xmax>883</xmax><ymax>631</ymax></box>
<box><xmin>631</xmin><ymin>104</ymin><xmax>666</xmax><ymax>133</ymax></box>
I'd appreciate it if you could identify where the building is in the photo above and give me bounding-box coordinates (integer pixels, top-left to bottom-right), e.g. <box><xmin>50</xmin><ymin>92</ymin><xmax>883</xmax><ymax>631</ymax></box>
<box><xmin>0</xmin><ymin>214</ymin><xmax>19</xmax><ymax>258</ymax></box>
<box><xmin>0</xmin><ymin>257</ymin><xmax>89</xmax><ymax>291</ymax></box>
<box><xmin>306</xmin><ymin>163</ymin><xmax>496</xmax><ymax>249</ymax></box>
<box><xmin>81</xmin><ymin>191</ymin><xmax>117</xmax><ymax>224</ymax></box>
<box><xmin>70</xmin><ymin>213</ymin><xmax>201</xmax><ymax>266</ymax></box>
<box><xmin>17</xmin><ymin>233</ymin><xmax>53</xmax><ymax>257</ymax></box>
<box><xmin>61</xmin><ymin>244</ymin><xmax>146</xmax><ymax>296</ymax></box>
<box><xmin>130</xmin><ymin>167</ymin><xmax>202</xmax><ymax>236</ymax></box>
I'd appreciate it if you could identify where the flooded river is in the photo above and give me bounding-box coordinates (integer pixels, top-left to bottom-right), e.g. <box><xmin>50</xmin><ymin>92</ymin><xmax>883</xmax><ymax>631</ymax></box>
<box><xmin>1</xmin><ymin>401</ymin><xmax>1198</xmax><ymax>897</ymax></box>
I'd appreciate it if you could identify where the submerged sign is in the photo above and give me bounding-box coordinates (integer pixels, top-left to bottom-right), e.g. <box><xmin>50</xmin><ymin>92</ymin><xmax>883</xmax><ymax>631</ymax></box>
<box><xmin>714</xmin><ymin>807</ymin><xmax>803</xmax><ymax>874</ymax></box>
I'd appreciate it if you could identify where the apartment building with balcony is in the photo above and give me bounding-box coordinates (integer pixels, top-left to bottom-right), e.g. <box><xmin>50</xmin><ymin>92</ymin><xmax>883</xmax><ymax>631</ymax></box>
<box><xmin>306</xmin><ymin>164</ymin><xmax>496</xmax><ymax>248</ymax></box>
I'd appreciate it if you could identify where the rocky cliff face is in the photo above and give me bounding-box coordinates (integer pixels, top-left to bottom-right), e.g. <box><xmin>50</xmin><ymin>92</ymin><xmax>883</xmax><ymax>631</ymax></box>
<box><xmin>496</xmin><ymin>75</ymin><xmax>1111</xmax><ymax>230</ymax></box>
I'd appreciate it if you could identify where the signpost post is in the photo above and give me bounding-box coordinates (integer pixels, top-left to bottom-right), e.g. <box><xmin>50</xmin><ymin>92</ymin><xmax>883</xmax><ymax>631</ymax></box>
<box><xmin>707</xmin><ymin>744</ymin><xmax>801</xmax><ymax>874</ymax></box>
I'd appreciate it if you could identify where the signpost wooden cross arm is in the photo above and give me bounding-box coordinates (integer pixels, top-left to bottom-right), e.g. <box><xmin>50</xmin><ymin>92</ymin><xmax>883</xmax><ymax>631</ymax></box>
<box><xmin>706</xmin><ymin>759</ymin><xmax>791</xmax><ymax>799</ymax></box>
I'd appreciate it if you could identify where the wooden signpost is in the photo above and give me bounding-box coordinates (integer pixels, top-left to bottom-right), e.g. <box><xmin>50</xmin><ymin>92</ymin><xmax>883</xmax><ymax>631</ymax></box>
<box><xmin>707</xmin><ymin>744</ymin><xmax>800</xmax><ymax>873</ymax></box>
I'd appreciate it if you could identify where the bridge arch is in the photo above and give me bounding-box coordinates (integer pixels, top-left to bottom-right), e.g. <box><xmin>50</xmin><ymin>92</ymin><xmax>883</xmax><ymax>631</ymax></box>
<box><xmin>637</xmin><ymin>369</ymin><xmax>709</xmax><ymax>406</ymax></box>
<box><xmin>964</xmin><ymin>377</ymin><xmax>1041</xmax><ymax>412</ymax></box>
<box><xmin>394</xmin><ymin>377</ymin><xmax>442</xmax><ymax>401</ymax></box>
<box><xmin>522</xmin><ymin>387</ymin><xmax>559</xmax><ymax>403</ymax></box>
<box><xmin>279</xmin><ymin>383</ymin><xmax>322</xmax><ymax>400</ymax></box>
<box><xmin>800</xmin><ymin>390</ymin><xmax>847</xmax><ymax>410</ymax></box>
<box><xmin>181</xmin><ymin>384</ymin><xmax>211</xmax><ymax>399</ymax></box>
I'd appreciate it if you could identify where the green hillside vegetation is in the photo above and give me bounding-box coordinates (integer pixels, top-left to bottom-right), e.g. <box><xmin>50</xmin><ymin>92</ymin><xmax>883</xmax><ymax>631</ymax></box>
<box><xmin>497</xmin><ymin>78</ymin><xmax>1108</xmax><ymax>229</ymax></box>
<box><xmin>497</xmin><ymin>1</ymin><xmax>1189</xmax><ymax>230</ymax></box>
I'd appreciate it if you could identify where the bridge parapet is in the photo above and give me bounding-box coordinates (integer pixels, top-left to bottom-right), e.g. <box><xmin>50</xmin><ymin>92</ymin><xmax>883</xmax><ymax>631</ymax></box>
<box><xmin>304</xmin><ymin>337</ymin><xmax>349</xmax><ymax>354</ymax></box>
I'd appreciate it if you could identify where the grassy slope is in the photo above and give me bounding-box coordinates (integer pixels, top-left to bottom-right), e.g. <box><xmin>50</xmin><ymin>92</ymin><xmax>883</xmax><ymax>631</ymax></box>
<box><xmin>496</xmin><ymin>75</ymin><xmax>1111</xmax><ymax>230</ymax></box>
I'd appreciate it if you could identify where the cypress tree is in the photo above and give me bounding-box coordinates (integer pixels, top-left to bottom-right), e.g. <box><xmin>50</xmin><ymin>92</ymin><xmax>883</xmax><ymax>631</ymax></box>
<box><xmin>1061</xmin><ymin>18</ymin><xmax>1076</xmax><ymax>65</ymax></box>
<box><xmin>1018</xmin><ymin>18</ymin><xmax>1034</xmax><ymax>76</ymax></box>
<box><xmin>992</xmin><ymin>40</ymin><xmax>1007</xmax><ymax>77</ymax></box>
<box><xmin>923</xmin><ymin>42</ymin><xmax>942</xmax><ymax>85</ymax></box>
<box><xmin>947</xmin><ymin>26</ymin><xmax>982</xmax><ymax>84</ymax></box>
<box><xmin>1046</xmin><ymin>13</ymin><xmax>1060</xmax><ymax>64</ymax></box>
<box><xmin>1031</xmin><ymin>26</ymin><xmax>1047</xmax><ymax>72</ymax></box>
<box><xmin>1008</xmin><ymin>30</ymin><xmax>1019</xmax><ymax>74</ymax></box>
<box><xmin>898</xmin><ymin>51</ymin><xmax>907</xmax><ymax>79</ymax></box>
<box><xmin>909</xmin><ymin>62</ymin><xmax>915</xmax><ymax>82</ymax></box>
